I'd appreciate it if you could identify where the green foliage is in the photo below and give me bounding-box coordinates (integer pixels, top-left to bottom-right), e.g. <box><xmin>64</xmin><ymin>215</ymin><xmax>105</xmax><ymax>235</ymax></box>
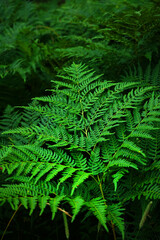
<box><xmin>0</xmin><ymin>0</ymin><xmax>160</xmax><ymax>112</ymax></box>
<box><xmin>0</xmin><ymin>0</ymin><xmax>160</xmax><ymax>238</ymax></box>
<box><xmin>0</xmin><ymin>63</ymin><xmax>160</xmax><ymax>239</ymax></box>
<box><xmin>49</xmin><ymin>0</ymin><xmax>160</xmax><ymax>76</ymax></box>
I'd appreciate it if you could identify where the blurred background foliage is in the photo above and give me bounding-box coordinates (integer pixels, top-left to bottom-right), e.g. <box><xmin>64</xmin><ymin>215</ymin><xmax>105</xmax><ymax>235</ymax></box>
<box><xmin>0</xmin><ymin>0</ymin><xmax>160</xmax><ymax>112</ymax></box>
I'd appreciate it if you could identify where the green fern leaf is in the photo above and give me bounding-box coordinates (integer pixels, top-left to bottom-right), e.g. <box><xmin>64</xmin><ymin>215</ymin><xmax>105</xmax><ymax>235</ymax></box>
<box><xmin>49</xmin><ymin>195</ymin><xmax>65</xmax><ymax>220</ymax></box>
<box><xmin>121</xmin><ymin>140</ymin><xmax>145</xmax><ymax>157</ymax></box>
<box><xmin>86</xmin><ymin>197</ymin><xmax>108</xmax><ymax>232</ymax></box>
<box><xmin>39</xmin><ymin>196</ymin><xmax>49</xmax><ymax>216</ymax></box>
<box><xmin>20</xmin><ymin>197</ymin><xmax>28</xmax><ymax>209</ymax></box>
<box><xmin>68</xmin><ymin>196</ymin><xmax>84</xmax><ymax>222</ymax></box>
<box><xmin>106</xmin><ymin>204</ymin><xmax>125</xmax><ymax>239</ymax></box>
<box><xmin>57</xmin><ymin>168</ymin><xmax>77</xmax><ymax>190</ymax></box>
<box><xmin>71</xmin><ymin>171</ymin><xmax>90</xmax><ymax>195</ymax></box>
<box><xmin>28</xmin><ymin>196</ymin><xmax>37</xmax><ymax>215</ymax></box>
<box><xmin>45</xmin><ymin>164</ymin><xmax>66</xmax><ymax>182</ymax></box>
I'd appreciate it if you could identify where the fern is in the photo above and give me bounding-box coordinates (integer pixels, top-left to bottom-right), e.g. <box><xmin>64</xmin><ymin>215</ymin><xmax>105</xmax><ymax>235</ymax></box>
<box><xmin>0</xmin><ymin>62</ymin><xmax>160</xmax><ymax>239</ymax></box>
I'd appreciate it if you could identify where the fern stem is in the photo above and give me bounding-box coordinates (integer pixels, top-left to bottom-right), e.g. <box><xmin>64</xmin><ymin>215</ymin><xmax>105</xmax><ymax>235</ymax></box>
<box><xmin>111</xmin><ymin>220</ymin><xmax>117</xmax><ymax>240</ymax></box>
<box><xmin>79</xmin><ymin>99</ymin><xmax>88</xmax><ymax>137</ymax></box>
<box><xmin>97</xmin><ymin>176</ymin><xmax>117</xmax><ymax>240</ymax></box>
<box><xmin>58</xmin><ymin>207</ymin><xmax>72</xmax><ymax>218</ymax></box>
<box><xmin>46</xmin><ymin>203</ymin><xmax>72</xmax><ymax>218</ymax></box>
<box><xmin>97</xmin><ymin>175</ymin><xmax>105</xmax><ymax>200</ymax></box>
<box><xmin>1</xmin><ymin>204</ymin><xmax>22</xmax><ymax>240</ymax></box>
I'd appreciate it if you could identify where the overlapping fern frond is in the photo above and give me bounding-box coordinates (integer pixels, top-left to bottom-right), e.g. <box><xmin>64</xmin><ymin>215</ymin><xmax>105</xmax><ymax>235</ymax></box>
<box><xmin>0</xmin><ymin>63</ymin><xmax>160</xmax><ymax>239</ymax></box>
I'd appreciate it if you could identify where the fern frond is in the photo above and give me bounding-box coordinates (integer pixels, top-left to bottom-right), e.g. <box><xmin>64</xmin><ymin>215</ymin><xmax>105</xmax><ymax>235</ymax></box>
<box><xmin>49</xmin><ymin>195</ymin><xmax>65</xmax><ymax>220</ymax></box>
<box><xmin>68</xmin><ymin>196</ymin><xmax>84</xmax><ymax>221</ymax></box>
<box><xmin>0</xmin><ymin>62</ymin><xmax>160</xmax><ymax>239</ymax></box>
<box><xmin>86</xmin><ymin>197</ymin><xmax>108</xmax><ymax>232</ymax></box>
<box><xmin>71</xmin><ymin>171</ymin><xmax>90</xmax><ymax>195</ymax></box>
<box><xmin>106</xmin><ymin>204</ymin><xmax>125</xmax><ymax>239</ymax></box>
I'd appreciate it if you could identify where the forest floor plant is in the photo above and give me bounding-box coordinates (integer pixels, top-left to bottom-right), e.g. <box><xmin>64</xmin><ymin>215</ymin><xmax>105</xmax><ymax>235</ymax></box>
<box><xmin>0</xmin><ymin>63</ymin><xmax>160</xmax><ymax>239</ymax></box>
